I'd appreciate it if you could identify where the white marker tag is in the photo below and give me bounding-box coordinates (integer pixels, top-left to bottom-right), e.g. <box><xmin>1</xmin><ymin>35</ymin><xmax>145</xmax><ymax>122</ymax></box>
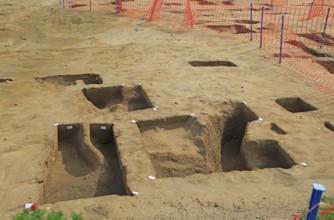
<box><xmin>24</xmin><ymin>203</ymin><xmax>34</xmax><ymax>209</ymax></box>
<box><xmin>148</xmin><ymin>176</ymin><xmax>156</xmax><ymax>180</ymax></box>
<box><xmin>101</xmin><ymin>126</ymin><xmax>107</xmax><ymax>130</ymax></box>
<box><xmin>300</xmin><ymin>162</ymin><xmax>308</xmax><ymax>167</ymax></box>
<box><xmin>67</xmin><ymin>125</ymin><xmax>73</xmax><ymax>130</ymax></box>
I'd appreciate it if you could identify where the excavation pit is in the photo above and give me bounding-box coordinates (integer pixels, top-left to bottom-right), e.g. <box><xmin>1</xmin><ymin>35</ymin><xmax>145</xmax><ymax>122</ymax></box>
<box><xmin>324</xmin><ymin>121</ymin><xmax>334</xmax><ymax>132</ymax></box>
<box><xmin>35</xmin><ymin>74</ymin><xmax>103</xmax><ymax>86</ymax></box>
<box><xmin>270</xmin><ymin>122</ymin><xmax>287</xmax><ymax>135</ymax></box>
<box><xmin>90</xmin><ymin>124</ymin><xmax>128</xmax><ymax>197</ymax></box>
<box><xmin>189</xmin><ymin>60</ymin><xmax>237</xmax><ymax>67</ymax></box>
<box><xmin>136</xmin><ymin>103</ymin><xmax>296</xmax><ymax>177</ymax></box>
<box><xmin>206</xmin><ymin>24</ymin><xmax>255</xmax><ymax>34</ymax></box>
<box><xmin>273</xmin><ymin>53</ymin><xmax>291</xmax><ymax>58</ymax></box>
<box><xmin>286</xmin><ymin>40</ymin><xmax>332</xmax><ymax>58</ymax></box>
<box><xmin>137</xmin><ymin>115</ymin><xmax>208</xmax><ymax>178</ymax></box>
<box><xmin>196</xmin><ymin>0</ymin><xmax>217</xmax><ymax>5</ymax></box>
<box><xmin>236</xmin><ymin>19</ymin><xmax>260</xmax><ymax>24</ymax></box>
<box><xmin>237</xmin><ymin>140</ymin><xmax>296</xmax><ymax>170</ymax></box>
<box><xmin>163</xmin><ymin>3</ymin><xmax>182</xmax><ymax>6</ymax></box>
<box><xmin>83</xmin><ymin>85</ymin><xmax>153</xmax><ymax>112</ymax></box>
<box><xmin>222</xmin><ymin>1</ymin><xmax>234</xmax><ymax>5</ymax></box>
<box><xmin>276</xmin><ymin>97</ymin><xmax>318</xmax><ymax>113</ymax></box>
<box><xmin>220</xmin><ymin>103</ymin><xmax>258</xmax><ymax>172</ymax></box>
<box><xmin>316</xmin><ymin>60</ymin><xmax>334</xmax><ymax>74</ymax></box>
<box><xmin>0</xmin><ymin>79</ymin><xmax>13</xmax><ymax>83</ymax></box>
<box><xmin>298</xmin><ymin>33</ymin><xmax>334</xmax><ymax>46</ymax></box>
<box><xmin>44</xmin><ymin>124</ymin><xmax>128</xmax><ymax>203</ymax></box>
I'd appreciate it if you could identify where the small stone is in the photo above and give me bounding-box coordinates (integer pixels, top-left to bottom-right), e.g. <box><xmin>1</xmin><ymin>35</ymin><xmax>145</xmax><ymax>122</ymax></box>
<box><xmin>174</xmin><ymin>101</ymin><xmax>179</xmax><ymax>104</ymax></box>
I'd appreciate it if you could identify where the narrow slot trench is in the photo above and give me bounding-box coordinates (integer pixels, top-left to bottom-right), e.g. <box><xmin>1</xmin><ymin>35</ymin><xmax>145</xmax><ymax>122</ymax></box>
<box><xmin>220</xmin><ymin>103</ymin><xmax>258</xmax><ymax>172</ymax></box>
<box><xmin>90</xmin><ymin>124</ymin><xmax>127</xmax><ymax>196</ymax></box>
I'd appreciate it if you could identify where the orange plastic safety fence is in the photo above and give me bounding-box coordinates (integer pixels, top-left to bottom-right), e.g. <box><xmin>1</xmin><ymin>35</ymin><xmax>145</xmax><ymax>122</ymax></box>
<box><xmin>61</xmin><ymin>0</ymin><xmax>334</xmax><ymax>93</ymax></box>
<box><xmin>294</xmin><ymin>204</ymin><xmax>334</xmax><ymax>220</ymax></box>
<box><xmin>320</xmin><ymin>206</ymin><xmax>334</xmax><ymax>220</ymax></box>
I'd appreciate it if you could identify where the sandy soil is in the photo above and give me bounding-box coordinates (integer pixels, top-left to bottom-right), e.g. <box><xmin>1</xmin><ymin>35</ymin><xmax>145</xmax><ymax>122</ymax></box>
<box><xmin>1</xmin><ymin>0</ymin><xmax>334</xmax><ymax>219</ymax></box>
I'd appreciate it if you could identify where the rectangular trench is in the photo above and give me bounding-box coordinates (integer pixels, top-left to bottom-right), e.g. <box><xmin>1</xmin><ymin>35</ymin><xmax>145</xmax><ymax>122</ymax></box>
<box><xmin>44</xmin><ymin>124</ymin><xmax>129</xmax><ymax>203</ymax></box>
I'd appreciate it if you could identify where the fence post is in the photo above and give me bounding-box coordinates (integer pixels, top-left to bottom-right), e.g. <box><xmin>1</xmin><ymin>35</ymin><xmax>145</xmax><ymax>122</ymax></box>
<box><xmin>279</xmin><ymin>15</ymin><xmax>284</xmax><ymax>64</ymax></box>
<box><xmin>89</xmin><ymin>0</ymin><xmax>92</xmax><ymax>12</ymax></box>
<box><xmin>62</xmin><ymin>0</ymin><xmax>65</xmax><ymax>8</ymax></box>
<box><xmin>260</xmin><ymin>6</ymin><xmax>264</xmax><ymax>48</ymax></box>
<box><xmin>306</xmin><ymin>184</ymin><xmax>326</xmax><ymax>220</ymax></box>
<box><xmin>320</xmin><ymin>8</ymin><xmax>330</xmax><ymax>48</ymax></box>
<box><xmin>250</xmin><ymin>3</ymin><xmax>253</xmax><ymax>41</ymax></box>
<box><xmin>185</xmin><ymin>0</ymin><xmax>194</xmax><ymax>29</ymax></box>
<box><xmin>148</xmin><ymin>0</ymin><xmax>161</xmax><ymax>22</ymax></box>
<box><xmin>116</xmin><ymin>0</ymin><xmax>123</xmax><ymax>13</ymax></box>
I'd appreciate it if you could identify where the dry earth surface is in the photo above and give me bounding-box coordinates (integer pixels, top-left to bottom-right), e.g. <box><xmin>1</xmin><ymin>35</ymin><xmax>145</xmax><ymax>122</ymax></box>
<box><xmin>1</xmin><ymin>0</ymin><xmax>334</xmax><ymax>219</ymax></box>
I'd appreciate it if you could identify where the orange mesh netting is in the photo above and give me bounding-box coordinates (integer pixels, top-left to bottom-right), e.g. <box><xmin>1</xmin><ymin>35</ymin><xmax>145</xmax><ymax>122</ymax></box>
<box><xmin>62</xmin><ymin>0</ymin><xmax>334</xmax><ymax>94</ymax></box>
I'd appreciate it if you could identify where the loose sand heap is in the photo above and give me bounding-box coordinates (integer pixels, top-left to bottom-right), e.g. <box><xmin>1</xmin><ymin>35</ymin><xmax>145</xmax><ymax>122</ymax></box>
<box><xmin>1</xmin><ymin>0</ymin><xmax>334</xmax><ymax>219</ymax></box>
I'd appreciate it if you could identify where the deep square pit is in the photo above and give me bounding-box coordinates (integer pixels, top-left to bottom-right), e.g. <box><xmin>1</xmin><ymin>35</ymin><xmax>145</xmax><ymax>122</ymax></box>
<box><xmin>83</xmin><ymin>85</ymin><xmax>153</xmax><ymax>112</ymax></box>
<box><xmin>276</xmin><ymin>97</ymin><xmax>318</xmax><ymax>113</ymax></box>
<box><xmin>137</xmin><ymin>115</ymin><xmax>208</xmax><ymax>178</ymax></box>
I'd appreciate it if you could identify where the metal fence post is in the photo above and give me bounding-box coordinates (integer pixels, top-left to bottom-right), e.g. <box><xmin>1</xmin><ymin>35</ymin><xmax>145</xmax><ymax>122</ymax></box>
<box><xmin>260</xmin><ymin>6</ymin><xmax>264</xmax><ymax>48</ymax></box>
<box><xmin>320</xmin><ymin>8</ymin><xmax>330</xmax><ymax>48</ymax></box>
<box><xmin>250</xmin><ymin>3</ymin><xmax>253</xmax><ymax>41</ymax></box>
<box><xmin>306</xmin><ymin>184</ymin><xmax>326</xmax><ymax>220</ymax></box>
<box><xmin>279</xmin><ymin>15</ymin><xmax>284</xmax><ymax>64</ymax></box>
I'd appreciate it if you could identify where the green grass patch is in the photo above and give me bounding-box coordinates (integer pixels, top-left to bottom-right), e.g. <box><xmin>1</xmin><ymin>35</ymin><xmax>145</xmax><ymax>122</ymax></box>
<box><xmin>295</xmin><ymin>195</ymin><xmax>334</xmax><ymax>220</ymax></box>
<box><xmin>12</xmin><ymin>208</ymin><xmax>83</xmax><ymax>220</ymax></box>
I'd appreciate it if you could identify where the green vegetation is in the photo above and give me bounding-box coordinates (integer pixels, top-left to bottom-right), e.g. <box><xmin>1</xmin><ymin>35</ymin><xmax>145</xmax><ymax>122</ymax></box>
<box><xmin>297</xmin><ymin>195</ymin><xmax>334</xmax><ymax>220</ymax></box>
<box><xmin>12</xmin><ymin>208</ymin><xmax>83</xmax><ymax>220</ymax></box>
